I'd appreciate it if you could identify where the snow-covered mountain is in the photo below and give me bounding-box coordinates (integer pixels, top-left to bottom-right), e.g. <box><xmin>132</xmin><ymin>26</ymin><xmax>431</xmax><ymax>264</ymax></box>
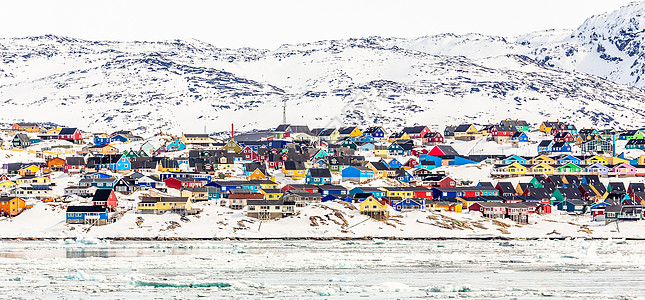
<box><xmin>3</xmin><ymin>2</ymin><xmax>645</xmax><ymax>135</ymax></box>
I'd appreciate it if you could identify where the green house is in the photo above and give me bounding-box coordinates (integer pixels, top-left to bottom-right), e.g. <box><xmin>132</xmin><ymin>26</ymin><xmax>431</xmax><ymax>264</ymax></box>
<box><xmin>557</xmin><ymin>163</ymin><xmax>581</xmax><ymax>174</ymax></box>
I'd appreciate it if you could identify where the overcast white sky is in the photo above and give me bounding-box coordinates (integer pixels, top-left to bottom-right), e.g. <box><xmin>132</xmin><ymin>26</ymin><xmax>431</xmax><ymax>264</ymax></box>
<box><xmin>0</xmin><ymin>0</ymin><xmax>637</xmax><ymax>49</ymax></box>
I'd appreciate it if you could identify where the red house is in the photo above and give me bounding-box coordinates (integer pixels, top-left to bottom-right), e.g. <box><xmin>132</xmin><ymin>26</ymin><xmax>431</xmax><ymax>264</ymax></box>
<box><xmin>58</xmin><ymin>128</ymin><xmax>83</xmax><ymax>143</ymax></box>
<box><xmin>402</xmin><ymin>126</ymin><xmax>430</xmax><ymax>139</ymax></box>
<box><xmin>553</xmin><ymin>132</ymin><xmax>574</xmax><ymax>143</ymax></box>
<box><xmin>411</xmin><ymin>187</ymin><xmax>433</xmax><ymax>199</ymax></box>
<box><xmin>164</xmin><ymin>177</ymin><xmax>206</xmax><ymax>189</ymax></box>
<box><xmin>241</xmin><ymin>146</ymin><xmax>257</xmax><ymax>160</ymax></box>
<box><xmin>428</xmin><ymin>145</ymin><xmax>459</xmax><ymax>156</ymax></box>
<box><xmin>422</xmin><ymin>131</ymin><xmax>444</xmax><ymax>144</ymax></box>
<box><xmin>489</xmin><ymin>125</ymin><xmax>516</xmax><ymax>137</ymax></box>
<box><xmin>281</xmin><ymin>184</ymin><xmax>319</xmax><ymax>193</ymax></box>
<box><xmin>92</xmin><ymin>189</ymin><xmax>118</xmax><ymax>210</ymax></box>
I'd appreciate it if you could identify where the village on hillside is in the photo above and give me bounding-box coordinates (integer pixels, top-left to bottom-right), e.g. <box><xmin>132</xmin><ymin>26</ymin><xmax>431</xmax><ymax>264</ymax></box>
<box><xmin>1</xmin><ymin>119</ymin><xmax>645</xmax><ymax>238</ymax></box>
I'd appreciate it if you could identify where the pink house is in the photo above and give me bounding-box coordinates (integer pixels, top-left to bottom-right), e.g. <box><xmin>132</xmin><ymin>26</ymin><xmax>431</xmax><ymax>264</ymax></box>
<box><xmin>612</xmin><ymin>163</ymin><xmax>637</xmax><ymax>175</ymax></box>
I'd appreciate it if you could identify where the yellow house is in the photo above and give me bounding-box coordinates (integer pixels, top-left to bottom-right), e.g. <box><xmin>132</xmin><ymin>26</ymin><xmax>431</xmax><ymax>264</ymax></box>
<box><xmin>503</xmin><ymin>162</ymin><xmax>527</xmax><ymax>175</ymax></box>
<box><xmin>639</xmin><ymin>155</ymin><xmax>645</xmax><ymax>165</ymax></box>
<box><xmin>180</xmin><ymin>188</ymin><xmax>208</xmax><ymax>201</ymax></box>
<box><xmin>46</xmin><ymin>127</ymin><xmax>62</xmax><ymax>135</ymax></box>
<box><xmin>366</xmin><ymin>162</ymin><xmax>395</xmax><ymax>178</ymax></box>
<box><xmin>586</xmin><ymin>155</ymin><xmax>608</xmax><ymax>165</ymax></box>
<box><xmin>454</xmin><ymin>124</ymin><xmax>480</xmax><ymax>139</ymax></box>
<box><xmin>260</xmin><ymin>188</ymin><xmax>283</xmax><ymax>200</ymax></box>
<box><xmin>539</xmin><ymin>122</ymin><xmax>552</xmax><ymax>133</ymax></box>
<box><xmin>216</xmin><ymin>156</ymin><xmax>235</xmax><ymax>170</ymax></box>
<box><xmin>157</xmin><ymin>160</ymin><xmax>182</xmax><ymax>173</ymax></box>
<box><xmin>282</xmin><ymin>161</ymin><xmax>306</xmax><ymax>179</ymax></box>
<box><xmin>16</xmin><ymin>176</ymin><xmax>51</xmax><ymax>185</ymax></box>
<box><xmin>137</xmin><ymin>196</ymin><xmax>192</xmax><ymax>214</ymax></box>
<box><xmin>431</xmin><ymin>201</ymin><xmax>463</xmax><ymax>213</ymax></box>
<box><xmin>181</xmin><ymin>133</ymin><xmax>211</xmax><ymax>145</ymax></box>
<box><xmin>531</xmin><ymin>155</ymin><xmax>554</xmax><ymax>165</ymax></box>
<box><xmin>387</xmin><ymin>132</ymin><xmax>410</xmax><ymax>143</ymax></box>
<box><xmin>457</xmin><ymin>197</ymin><xmax>478</xmax><ymax>209</ymax></box>
<box><xmin>381</xmin><ymin>187</ymin><xmax>414</xmax><ymax>198</ymax></box>
<box><xmin>19</xmin><ymin>165</ymin><xmax>40</xmax><ymax>176</ymax></box>
<box><xmin>339</xmin><ymin>126</ymin><xmax>363</xmax><ymax>138</ymax></box>
<box><xmin>254</xmin><ymin>180</ymin><xmax>279</xmax><ymax>190</ymax></box>
<box><xmin>359</xmin><ymin>196</ymin><xmax>388</xmax><ymax>220</ymax></box>
<box><xmin>374</xmin><ymin>145</ymin><xmax>389</xmax><ymax>158</ymax></box>
<box><xmin>530</xmin><ymin>163</ymin><xmax>554</xmax><ymax>175</ymax></box>
<box><xmin>0</xmin><ymin>181</ymin><xmax>15</xmax><ymax>190</ymax></box>
<box><xmin>606</xmin><ymin>156</ymin><xmax>629</xmax><ymax>165</ymax></box>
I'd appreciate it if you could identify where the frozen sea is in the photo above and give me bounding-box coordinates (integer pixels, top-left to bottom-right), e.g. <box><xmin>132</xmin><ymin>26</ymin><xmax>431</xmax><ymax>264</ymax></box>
<box><xmin>0</xmin><ymin>239</ymin><xmax>643</xmax><ymax>299</ymax></box>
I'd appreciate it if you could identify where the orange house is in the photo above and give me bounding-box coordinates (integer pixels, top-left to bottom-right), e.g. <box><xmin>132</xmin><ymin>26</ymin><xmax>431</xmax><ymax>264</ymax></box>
<box><xmin>11</xmin><ymin>123</ymin><xmax>39</xmax><ymax>132</ymax></box>
<box><xmin>0</xmin><ymin>197</ymin><xmax>27</xmax><ymax>217</ymax></box>
<box><xmin>47</xmin><ymin>157</ymin><xmax>66</xmax><ymax>172</ymax></box>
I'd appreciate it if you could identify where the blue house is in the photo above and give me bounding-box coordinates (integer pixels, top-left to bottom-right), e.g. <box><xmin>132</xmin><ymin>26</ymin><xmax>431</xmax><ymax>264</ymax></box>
<box><xmin>503</xmin><ymin>155</ymin><xmax>527</xmax><ymax>165</ymax></box>
<box><xmin>551</xmin><ymin>141</ymin><xmax>572</xmax><ymax>153</ymax></box>
<box><xmin>312</xmin><ymin>159</ymin><xmax>328</xmax><ymax>169</ymax></box>
<box><xmin>384</xmin><ymin>158</ymin><xmax>403</xmax><ymax>169</ymax></box>
<box><xmin>94</xmin><ymin>135</ymin><xmax>112</xmax><ymax>146</ymax></box>
<box><xmin>166</xmin><ymin>139</ymin><xmax>187</xmax><ymax>151</ymax></box>
<box><xmin>353</xmin><ymin>135</ymin><xmax>377</xmax><ymax>143</ymax></box>
<box><xmin>537</xmin><ymin>140</ymin><xmax>553</xmax><ymax>152</ymax></box>
<box><xmin>511</xmin><ymin>131</ymin><xmax>529</xmax><ymax>143</ymax></box>
<box><xmin>312</xmin><ymin>149</ymin><xmax>329</xmax><ymax>159</ymax></box>
<box><xmin>349</xmin><ymin>187</ymin><xmax>386</xmax><ymax>198</ymax></box>
<box><xmin>82</xmin><ymin>172</ymin><xmax>112</xmax><ymax>179</ymax></box>
<box><xmin>321</xmin><ymin>195</ymin><xmax>339</xmax><ymax>202</ymax></box>
<box><xmin>555</xmin><ymin>200</ymin><xmax>586</xmax><ymax>214</ymax></box>
<box><xmin>66</xmin><ymin>206</ymin><xmax>111</xmax><ymax>225</ymax></box>
<box><xmin>388</xmin><ymin>142</ymin><xmax>405</xmax><ymax>155</ymax></box>
<box><xmin>318</xmin><ymin>185</ymin><xmax>348</xmax><ymax>197</ymax></box>
<box><xmin>115</xmin><ymin>155</ymin><xmax>131</xmax><ymax>171</ymax></box>
<box><xmin>557</xmin><ymin>155</ymin><xmax>581</xmax><ymax>165</ymax></box>
<box><xmin>306</xmin><ymin>168</ymin><xmax>332</xmax><ymax>185</ymax></box>
<box><xmin>450</xmin><ymin>156</ymin><xmax>478</xmax><ymax>166</ymax></box>
<box><xmin>363</xmin><ymin>126</ymin><xmax>386</xmax><ymax>138</ymax></box>
<box><xmin>358</xmin><ymin>143</ymin><xmax>375</xmax><ymax>152</ymax></box>
<box><xmin>392</xmin><ymin>198</ymin><xmax>425</xmax><ymax>212</ymax></box>
<box><xmin>342</xmin><ymin>166</ymin><xmax>374</xmax><ymax>183</ymax></box>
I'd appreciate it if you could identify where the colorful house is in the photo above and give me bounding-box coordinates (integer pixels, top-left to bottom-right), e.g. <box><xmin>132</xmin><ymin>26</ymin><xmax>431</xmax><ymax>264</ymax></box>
<box><xmin>11</xmin><ymin>122</ymin><xmax>39</xmax><ymax>132</ymax></box>
<box><xmin>359</xmin><ymin>196</ymin><xmax>389</xmax><ymax>220</ymax></box>
<box><xmin>0</xmin><ymin>197</ymin><xmax>27</xmax><ymax>217</ymax></box>
<box><xmin>137</xmin><ymin>196</ymin><xmax>192</xmax><ymax>215</ymax></box>
<box><xmin>306</xmin><ymin>168</ymin><xmax>332</xmax><ymax>185</ymax></box>
<box><xmin>66</xmin><ymin>206</ymin><xmax>111</xmax><ymax>225</ymax></box>
<box><xmin>341</xmin><ymin>166</ymin><xmax>374</xmax><ymax>183</ymax></box>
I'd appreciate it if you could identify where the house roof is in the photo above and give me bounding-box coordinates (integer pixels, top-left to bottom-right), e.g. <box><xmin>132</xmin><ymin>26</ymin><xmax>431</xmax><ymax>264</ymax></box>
<box><xmin>435</xmin><ymin>145</ymin><xmax>459</xmax><ymax>156</ymax></box>
<box><xmin>496</xmin><ymin>182</ymin><xmax>515</xmax><ymax>193</ymax></box>
<box><xmin>402</xmin><ymin>126</ymin><xmax>427</xmax><ymax>134</ymax></box>
<box><xmin>454</xmin><ymin>124</ymin><xmax>474</xmax><ymax>132</ymax></box>
<box><xmin>91</xmin><ymin>189</ymin><xmax>113</xmax><ymax>202</ymax></box>
<box><xmin>538</xmin><ymin>140</ymin><xmax>552</xmax><ymax>147</ymax></box>
<box><xmin>308</xmin><ymin>168</ymin><xmax>332</xmax><ymax>178</ymax></box>
<box><xmin>58</xmin><ymin>128</ymin><xmax>78</xmax><ymax>135</ymax></box>
<box><xmin>66</xmin><ymin>205</ymin><xmax>107</xmax><ymax>213</ymax></box>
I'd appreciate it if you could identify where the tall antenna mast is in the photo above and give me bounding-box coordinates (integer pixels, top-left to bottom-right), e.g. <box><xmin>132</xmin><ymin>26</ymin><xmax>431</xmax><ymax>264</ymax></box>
<box><xmin>282</xmin><ymin>97</ymin><xmax>287</xmax><ymax>124</ymax></box>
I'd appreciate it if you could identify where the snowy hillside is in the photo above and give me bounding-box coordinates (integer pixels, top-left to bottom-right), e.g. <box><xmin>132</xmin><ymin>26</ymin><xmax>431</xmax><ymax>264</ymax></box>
<box><xmin>3</xmin><ymin>2</ymin><xmax>645</xmax><ymax>134</ymax></box>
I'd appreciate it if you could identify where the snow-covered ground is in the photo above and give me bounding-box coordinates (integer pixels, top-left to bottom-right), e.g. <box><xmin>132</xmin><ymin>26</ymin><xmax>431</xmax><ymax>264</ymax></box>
<box><xmin>2</xmin><ymin>200</ymin><xmax>644</xmax><ymax>240</ymax></box>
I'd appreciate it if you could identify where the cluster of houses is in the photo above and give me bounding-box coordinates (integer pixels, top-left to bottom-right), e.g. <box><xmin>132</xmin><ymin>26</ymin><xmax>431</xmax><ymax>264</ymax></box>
<box><xmin>1</xmin><ymin>120</ymin><xmax>645</xmax><ymax>228</ymax></box>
